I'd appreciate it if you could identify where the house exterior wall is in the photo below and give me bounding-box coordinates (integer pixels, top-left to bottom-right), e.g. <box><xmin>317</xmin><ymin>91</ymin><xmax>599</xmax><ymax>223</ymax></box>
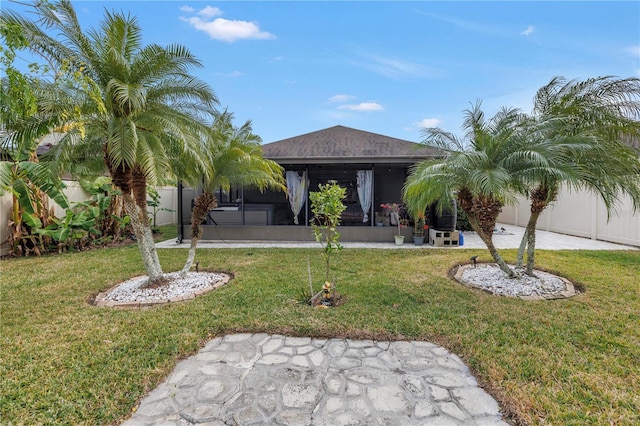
<box><xmin>498</xmin><ymin>187</ymin><xmax>640</xmax><ymax>247</ymax></box>
<box><xmin>197</xmin><ymin>223</ymin><xmax>413</xmax><ymax>242</ymax></box>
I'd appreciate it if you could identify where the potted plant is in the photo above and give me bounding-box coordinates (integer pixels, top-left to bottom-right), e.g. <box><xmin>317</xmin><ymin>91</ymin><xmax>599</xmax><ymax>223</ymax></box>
<box><xmin>413</xmin><ymin>213</ymin><xmax>425</xmax><ymax>246</ymax></box>
<box><xmin>382</xmin><ymin>203</ymin><xmax>404</xmax><ymax>245</ymax></box>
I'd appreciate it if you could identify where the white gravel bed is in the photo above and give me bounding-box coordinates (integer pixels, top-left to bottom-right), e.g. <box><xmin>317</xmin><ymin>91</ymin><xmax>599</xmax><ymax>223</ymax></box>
<box><xmin>460</xmin><ymin>264</ymin><xmax>568</xmax><ymax>297</ymax></box>
<box><xmin>101</xmin><ymin>272</ymin><xmax>226</xmax><ymax>302</ymax></box>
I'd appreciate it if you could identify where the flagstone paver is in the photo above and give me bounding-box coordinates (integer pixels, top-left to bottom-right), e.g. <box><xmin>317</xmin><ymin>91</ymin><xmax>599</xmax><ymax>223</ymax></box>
<box><xmin>122</xmin><ymin>333</ymin><xmax>508</xmax><ymax>425</ymax></box>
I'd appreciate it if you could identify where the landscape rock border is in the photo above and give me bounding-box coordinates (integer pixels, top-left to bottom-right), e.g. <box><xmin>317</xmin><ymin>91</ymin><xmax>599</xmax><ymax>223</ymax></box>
<box><xmin>452</xmin><ymin>263</ymin><xmax>578</xmax><ymax>300</ymax></box>
<box><xmin>93</xmin><ymin>271</ymin><xmax>232</xmax><ymax>308</ymax></box>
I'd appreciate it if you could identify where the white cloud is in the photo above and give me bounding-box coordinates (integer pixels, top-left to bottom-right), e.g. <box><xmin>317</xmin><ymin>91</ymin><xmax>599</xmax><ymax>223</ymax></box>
<box><xmin>198</xmin><ymin>6</ymin><xmax>222</xmax><ymax>18</ymax></box>
<box><xmin>214</xmin><ymin>71</ymin><xmax>245</xmax><ymax>78</ymax></box>
<box><xmin>416</xmin><ymin>118</ymin><xmax>441</xmax><ymax>128</ymax></box>
<box><xmin>370</xmin><ymin>55</ymin><xmax>426</xmax><ymax>78</ymax></box>
<box><xmin>414</xmin><ymin>10</ymin><xmax>502</xmax><ymax>36</ymax></box>
<box><xmin>354</xmin><ymin>51</ymin><xmax>439</xmax><ymax>80</ymax></box>
<box><xmin>521</xmin><ymin>25</ymin><xmax>535</xmax><ymax>36</ymax></box>
<box><xmin>329</xmin><ymin>94</ymin><xmax>355</xmax><ymax>103</ymax></box>
<box><xmin>626</xmin><ymin>45</ymin><xmax>640</xmax><ymax>58</ymax></box>
<box><xmin>180</xmin><ymin>6</ymin><xmax>275</xmax><ymax>42</ymax></box>
<box><xmin>181</xmin><ymin>16</ymin><xmax>275</xmax><ymax>42</ymax></box>
<box><xmin>338</xmin><ymin>102</ymin><xmax>383</xmax><ymax>111</ymax></box>
<box><xmin>269</xmin><ymin>56</ymin><xmax>284</xmax><ymax>62</ymax></box>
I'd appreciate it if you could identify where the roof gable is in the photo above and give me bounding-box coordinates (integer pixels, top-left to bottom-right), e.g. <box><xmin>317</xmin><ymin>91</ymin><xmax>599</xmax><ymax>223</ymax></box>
<box><xmin>261</xmin><ymin>125</ymin><xmax>440</xmax><ymax>164</ymax></box>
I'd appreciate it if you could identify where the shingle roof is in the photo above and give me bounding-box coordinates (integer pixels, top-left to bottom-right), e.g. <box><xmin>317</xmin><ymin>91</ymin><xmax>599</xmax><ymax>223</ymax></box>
<box><xmin>261</xmin><ymin>125</ymin><xmax>440</xmax><ymax>164</ymax></box>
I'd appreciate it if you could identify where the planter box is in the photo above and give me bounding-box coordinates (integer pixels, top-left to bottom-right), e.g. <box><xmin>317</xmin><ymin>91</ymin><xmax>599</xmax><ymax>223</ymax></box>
<box><xmin>429</xmin><ymin>229</ymin><xmax>459</xmax><ymax>247</ymax></box>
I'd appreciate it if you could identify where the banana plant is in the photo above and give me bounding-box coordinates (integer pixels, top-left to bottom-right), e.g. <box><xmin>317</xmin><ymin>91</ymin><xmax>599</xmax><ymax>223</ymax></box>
<box><xmin>1</xmin><ymin>152</ymin><xmax>70</xmax><ymax>256</ymax></box>
<box><xmin>80</xmin><ymin>177</ymin><xmax>129</xmax><ymax>239</ymax></box>
<box><xmin>37</xmin><ymin>208</ymin><xmax>100</xmax><ymax>252</ymax></box>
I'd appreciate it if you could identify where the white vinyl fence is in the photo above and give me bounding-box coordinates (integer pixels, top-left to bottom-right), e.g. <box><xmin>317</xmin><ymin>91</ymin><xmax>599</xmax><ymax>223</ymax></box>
<box><xmin>0</xmin><ymin>181</ymin><xmax>178</xmax><ymax>256</ymax></box>
<box><xmin>499</xmin><ymin>187</ymin><xmax>640</xmax><ymax>247</ymax></box>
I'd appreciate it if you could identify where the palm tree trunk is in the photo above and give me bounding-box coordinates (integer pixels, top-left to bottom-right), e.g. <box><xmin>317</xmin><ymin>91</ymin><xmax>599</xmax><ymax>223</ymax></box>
<box><xmin>466</xmin><ymin>214</ymin><xmax>516</xmax><ymax>278</ymax></box>
<box><xmin>130</xmin><ymin>168</ymin><xmax>163</xmax><ymax>276</ymax></box>
<box><xmin>525</xmin><ymin>222</ymin><xmax>538</xmax><ymax>276</ymax></box>
<box><xmin>181</xmin><ymin>192</ymin><xmax>217</xmax><ymax>275</ymax></box>
<box><xmin>123</xmin><ymin>192</ymin><xmax>163</xmax><ymax>282</ymax></box>
<box><xmin>520</xmin><ymin>184</ymin><xmax>555</xmax><ymax>276</ymax></box>
<box><xmin>517</xmin><ymin>210</ymin><xmax>542</xmax><ymax>276</ymax></box>
<box><xmin>108</xmin><ymin>159</ymin><xmax>163</xmax><ymax>281</ymax></box>
<box><xmin>132</xmin><ymin>167</ymin><xmax>150</xmax><ymax>223</ymax></box>
<box><xmin>516</xmin><ymin>210</ymin><xmax>541</xmax><ymax>269</ymax></box>
<box><xmin>182</xmin><ymin>240</ymin><xmax>199</xmax><ymax>276</ymax></box>
<box><xmin>457</xmin><ymin>189</ymin><xmax>515</xmax><ymax>278</ymax></box>
<box><xmin>516</xmin><ymin>236</ymin><xmax>527</xmax><ymax>268</ymax></box>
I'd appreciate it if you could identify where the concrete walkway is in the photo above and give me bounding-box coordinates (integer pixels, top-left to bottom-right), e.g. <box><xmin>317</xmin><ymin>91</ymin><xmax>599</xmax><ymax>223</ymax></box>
<box><xmin>123</xmin><ymin>333</ymin><xmax>508</xmax><ymax>426</ymax></box>
<box><xmin>156</xmin><ymin>223</ymin><xmax>637</xmax><ymax>251</ymax></box>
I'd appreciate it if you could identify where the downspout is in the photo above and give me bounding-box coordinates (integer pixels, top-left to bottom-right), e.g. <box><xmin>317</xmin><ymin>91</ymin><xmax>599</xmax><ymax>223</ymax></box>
<box><xmin>176</xmin><ymin>181</ymin><xmax>183</xmax><ymax>243</ymax></box>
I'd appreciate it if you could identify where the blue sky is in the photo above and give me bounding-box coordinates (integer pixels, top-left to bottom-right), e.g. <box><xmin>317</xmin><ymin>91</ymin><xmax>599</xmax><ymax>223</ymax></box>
<box><xmin>6</xmin><ymin>1</ymin><xmax>640</xmax><ymax>144</ymax></box>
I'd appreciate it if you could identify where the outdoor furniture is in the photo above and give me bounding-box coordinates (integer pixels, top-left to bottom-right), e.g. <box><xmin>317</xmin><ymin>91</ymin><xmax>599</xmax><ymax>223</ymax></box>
<box><xmin>206</xmin><ymin>204</ymin><xmax>278</xmax><ymax>226</ymax></box>
<box><xmin>340</xmin><ymin>204</ymin><xmax>365</xmax><ymax>225</ymax></box>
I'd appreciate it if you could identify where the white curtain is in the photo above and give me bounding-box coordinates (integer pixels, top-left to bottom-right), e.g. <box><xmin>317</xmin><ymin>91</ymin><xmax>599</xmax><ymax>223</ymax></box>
<box><xmin>286</xmin><ymin>171</ymin><xmax>308</xmax><ymax>225</ymax></box>
<box><xmin>356</xmin><ymin>170</ymin><xmax>373</xmax><ymax>222</ymax></box>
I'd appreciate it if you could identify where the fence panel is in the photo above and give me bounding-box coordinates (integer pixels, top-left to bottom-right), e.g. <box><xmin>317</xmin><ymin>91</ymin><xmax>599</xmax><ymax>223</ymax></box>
<box><xmin>499</xmin><ymin>188</ymin><xmax>639</xmax><ymax>247</ymax></box>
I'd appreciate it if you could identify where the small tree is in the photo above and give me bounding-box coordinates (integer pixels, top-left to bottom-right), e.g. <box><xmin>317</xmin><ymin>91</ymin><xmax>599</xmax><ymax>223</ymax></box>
<box><xmin>179</xmin><ymin>111</ymin><xmax>285</xmax><ymax>275</ymax></box>
<box><xmin>309</xmin><ymin>181</ymin><xmax>346</xmax><ymax>284</ymax></box>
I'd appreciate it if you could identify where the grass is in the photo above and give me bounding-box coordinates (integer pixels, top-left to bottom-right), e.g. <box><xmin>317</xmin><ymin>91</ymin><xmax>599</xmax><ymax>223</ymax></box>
<box><xmin>1</xmin><ymin>226</ymin><xmax>639</xmax><ymax>425</ymax></box>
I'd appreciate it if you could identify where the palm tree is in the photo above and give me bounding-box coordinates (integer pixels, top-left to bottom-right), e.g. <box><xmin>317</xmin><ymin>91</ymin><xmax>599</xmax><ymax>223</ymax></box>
<box><xmin>180</xmin><ymin>111</ymin><xmax>285</xmax><ymax>274</ymax></box>
<box><xmin>404</xmin><ymin>103</ymin><xmax>527</xmax><ymax>278</ymax></box>
<box><xmin>3</xmin><ymin>1</ymin><xmax>218</xmax><ymax>281</ymax></box>
<box><xmin>515</xmin><ymin>76</ymin><xmax>640</xmax><ymax>275</ymax></box>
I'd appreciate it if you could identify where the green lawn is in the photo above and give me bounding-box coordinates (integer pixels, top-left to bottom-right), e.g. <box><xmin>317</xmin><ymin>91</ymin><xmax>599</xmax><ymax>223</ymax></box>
<box><xmin>1</xmin><ymin>229</ymin><xmax>639</xmax><ymax>425</ymax></box>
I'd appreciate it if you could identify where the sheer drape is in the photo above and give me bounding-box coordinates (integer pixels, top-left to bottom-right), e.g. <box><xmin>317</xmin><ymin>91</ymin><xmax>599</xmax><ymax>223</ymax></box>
<box><xmin>356</xmin><ymin>170</ymin><xmax>373</xmax><ymax>222</ymax></box>
<box><xmin>285</xmin><ymin>171</ymin><xmax>308</xmax><ymax>225</ymax></box>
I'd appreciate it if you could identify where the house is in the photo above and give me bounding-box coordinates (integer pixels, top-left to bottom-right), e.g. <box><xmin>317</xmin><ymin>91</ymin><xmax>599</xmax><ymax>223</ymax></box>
<box><xmin>177</xmin><ymin>125</ymin><xmax>441</xmax><ymax>242</ymax></box>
